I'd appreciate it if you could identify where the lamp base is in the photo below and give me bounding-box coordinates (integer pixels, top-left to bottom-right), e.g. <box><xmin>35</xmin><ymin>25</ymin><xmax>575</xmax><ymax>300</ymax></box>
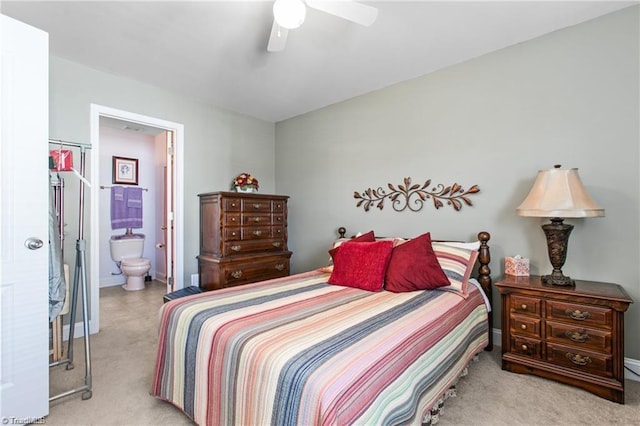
<box><xmin>541</xmin><ymin>218</ymin><xmax>576</xmax><ymax>287</ymax></box>
<box><xmin>542</xmin><ymin>272</ymin><xmax>575</xmax><ymax>286</ymax></box>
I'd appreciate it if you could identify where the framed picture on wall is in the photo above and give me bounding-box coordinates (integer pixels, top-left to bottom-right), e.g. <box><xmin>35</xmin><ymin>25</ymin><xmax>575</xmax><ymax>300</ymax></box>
<box><xmin>112</xmin><ymin>156</ymin><xmax>139</xmax><ymax>185</ymax></box>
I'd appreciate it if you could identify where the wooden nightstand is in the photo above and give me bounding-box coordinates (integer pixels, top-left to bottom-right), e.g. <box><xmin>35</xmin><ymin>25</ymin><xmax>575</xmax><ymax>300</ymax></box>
<box><xmin>496</xmin><ymin>275</ymin><xmax>633</xmax><ymax>403</ymax></box>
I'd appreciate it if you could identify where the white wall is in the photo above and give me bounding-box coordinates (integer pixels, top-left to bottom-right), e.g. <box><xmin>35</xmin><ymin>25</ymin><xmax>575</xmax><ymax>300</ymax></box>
<box><xmin>98</xmin><ymin>125</ymin><xmax>160</xmax><ymax>287</ymax></box>
<box><xmin>275</xmin><ymin>7</ymin><xmax>640</xmax><ymax>359</ymax></box>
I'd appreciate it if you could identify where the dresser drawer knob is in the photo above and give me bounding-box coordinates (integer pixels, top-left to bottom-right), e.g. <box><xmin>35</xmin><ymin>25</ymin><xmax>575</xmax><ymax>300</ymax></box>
<box><xmin>521</xmin><ymin>344</ymin><xmax>528</xmax><ymax>351</ymax></box>
<box><xmin>231</xmin><ymin>245</ymin><xmax>242</xmax><ymax>252</ymax></box>
<box><xmin>253</xmin><ymin>230</ymin><xmax>262</xmax><ymax>236</ymax></box>
<box><xmin>253</xmin><ymin>203</ymin><xmax>261</xmax><ymax>209</ymax></box>
<box><xmin>566</xmin><ymin>309</ymin><xmax>591</xmax><ymax>321</ymax></box>
<box><xmin>231</xmin><ymin>270</ymin><xmax>243</xmax><ymax>279</ymax></box>
<box><xmin>272</xmin><ymin>242</ymin><xmax>282</xmax><ymax>248</ymax></box>
<box><xmin>231</xmin><ymin>232</ymin><xmax>237</xmax><ymax>237</ymax></box>
<box><xmin>566</xmin><ymin>352</ymin><xmax>591</xmax><ymax>366</ymax></box>
<box><xmin>231</xmin><ymin>203</ymin><xmax>237</xmax><ymax>207</ymax></box>
<box><xmin>275</xmin><ymin>263</ymin><xmax>285</xmax><ymax>271</ymax></box>
<box><xmin>520</xmin><ymin>324</ymin><xmax>527</xmax><ymax>330</ymax></box>
<box><xmin>231</xmin><ymin>217</ymin><xmax>237</xmax><ymax>222</ymax></box>
<box><xmin>520</xmin><ymin>304</ymin><xmax>527</xmax><ymax>310</ymax></box>
<box><xmin>566</xmin><ymin>330</ymin><xmax>589</xmax><ymax>343</ymax></box>
<box><xmin>253</xmin><ymin>217</ymin><xmax>261</xmax><ymax>223</ymax></box>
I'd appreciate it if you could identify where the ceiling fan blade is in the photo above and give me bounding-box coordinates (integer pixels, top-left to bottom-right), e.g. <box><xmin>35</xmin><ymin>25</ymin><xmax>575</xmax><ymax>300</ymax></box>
<box><xmin>305</xmin><ymin>0</ymin><xmax>378</xmax><ymax>26</ymax></box>
<box><xmin>267</xmin><ymin>20</ymin><xmax>289</xmax><ymax>52</ymax></box>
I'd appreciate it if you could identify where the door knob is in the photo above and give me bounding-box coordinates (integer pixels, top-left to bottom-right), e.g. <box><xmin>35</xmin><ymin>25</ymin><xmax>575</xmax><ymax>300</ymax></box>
<box><xmin>25</xmin><ymin>237</ymin><xmax>44</xmax><ymax>250</ymax></box>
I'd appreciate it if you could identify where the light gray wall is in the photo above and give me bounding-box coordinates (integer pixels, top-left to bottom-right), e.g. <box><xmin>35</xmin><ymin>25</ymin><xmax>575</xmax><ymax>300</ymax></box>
<box><xmin>49</xmin><ymin>56</ymin><xmax>276</xmax><ymax>286</ymax></box>
<box><xmin>275</xmin><ymin>7</ymin><xmax>640</xmax><ymax>358</ymax></box>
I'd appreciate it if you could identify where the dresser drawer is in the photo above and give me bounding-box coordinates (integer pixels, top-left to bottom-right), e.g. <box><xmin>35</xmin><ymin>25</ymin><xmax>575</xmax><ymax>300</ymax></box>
<box><xmin>241</xmin><ymin>213</ymin><xmax>273</xmax><ymax>226</ymax></box>
<box><xmin>272</xmin><ymin>200</ymin><xmax>286</xmax><ymax>213</ymax></box>
<box><xmin>546</xmin><ymin>343</ymin><xmax>612</xmax><ymax>378</ymax></box>
<box><xmin>546</xmin><ymin>321</ymin><xmax>612</xmax><ymax>353</ymax></box>
<box><xmin>241</xmin><ymin>226</ymin><xmax>272</xmax><ymax>240</ymax></box>
<box><xmin>510</xmin><ymin>295</ymin><xmax>542</xmax><ymax>317</ymax></box>
<box><xmin>223</xmin><ymin>197</ymin><xmax>242</xmax><ymax>211</ymax></box>
<box><xmin>546</xmin><ymin>301</ymin><xmax>612</xmax><ymax>329</ymax></box>
<box><xmin>222</xmin><ymin>257</ymin><xmax>290</xmax><ymax>288</ymax></box>
<box><xmin>225</xmin><ymin>213</ymin><xmax>241</xmax><ymax>226</ymax></box>
<box><xmin>223</xmin><ymin>238</ymin><xmax>286</xmax><ymax>256</ymax></box>
<box><xmin>224</xmin><ymin>227</ymin><xmax>242</xmax><ymax>241</ymax></box>
<box><xmin>241</xmin><ymin>199</ymin><xmax>272</xmax><ymax>213</ymax></box>
<box><xmin>510</xmin><ymin>314</ymin><xmax>541</xmax><ymax>338</ymax></box>
<box><xmin>510</xmin><ymin>335</ymin><xmax>542</xmax><ymax>359</ymax></box>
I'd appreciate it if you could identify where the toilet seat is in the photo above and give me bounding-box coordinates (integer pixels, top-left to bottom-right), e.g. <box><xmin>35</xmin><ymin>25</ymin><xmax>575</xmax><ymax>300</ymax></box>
<box><xmin>121</xmin><ymin>257</ymin><xmax>151</xmax><ymax>267</ymax></box>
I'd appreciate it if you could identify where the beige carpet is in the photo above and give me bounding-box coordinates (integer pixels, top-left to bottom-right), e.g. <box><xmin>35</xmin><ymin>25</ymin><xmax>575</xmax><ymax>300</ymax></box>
<box><xmin>47</xmin><ymin>281</ymin><xmax>640</xmax><ymax>425</ymax></box>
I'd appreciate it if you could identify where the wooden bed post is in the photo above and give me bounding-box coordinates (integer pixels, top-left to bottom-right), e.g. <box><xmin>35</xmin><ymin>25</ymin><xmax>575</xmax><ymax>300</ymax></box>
<box><xmin>477</xmin><ymin>231</ymin><xmax>492</xmax><ymax>351</ymax></box>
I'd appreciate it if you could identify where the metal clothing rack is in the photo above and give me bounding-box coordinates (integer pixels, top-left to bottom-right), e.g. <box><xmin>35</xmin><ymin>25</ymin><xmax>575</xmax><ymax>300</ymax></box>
<box><xmin>48</xmin><ymin>138</ymin><xmax>93</xmax><ymax>401</ymax></box>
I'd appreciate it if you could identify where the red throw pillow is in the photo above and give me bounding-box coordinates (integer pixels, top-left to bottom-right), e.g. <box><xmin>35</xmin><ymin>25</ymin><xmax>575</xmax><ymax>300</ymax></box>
<box><xmin>328</xmin><ymin>230</ymin><xmax>375</xmax><ymax>262</ymax></box>
<box><xmin>384</xmin><ymin>232</ymin><xmax>451</xmax><ymax>292</ymax></box>
<box><xmin>328</xmin><ymin>240</ymin><xmax>394</xmax><ymax>292</ymax></box>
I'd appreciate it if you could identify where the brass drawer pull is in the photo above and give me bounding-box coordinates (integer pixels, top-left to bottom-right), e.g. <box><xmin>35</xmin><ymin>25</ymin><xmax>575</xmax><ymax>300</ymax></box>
<box><xmin>231</xmin><ymin>270</ymin><xmax>243</xmax><ymax>279</ymax></box>
<box><xmin>566</xmin><ymin>309</ymin><xmax>591</xmax><ymax>321</ymax></box>
<box><xmin>231</xmin><ymin>245</ymin><xmax>242</xmax><ymax>252</ymax></box>
<box><xmin>272</xmin><ymin>242</ymin><xmax>282</xmax><ymax>248</ymax></box>
<box><xmin>566</xmin><ymin>330</ymin><xmax>589</xmax><ymax>343</ymax></box>
<box><xmin>275</xmin><ymin>263</ymin><xmax>285</xmax><ymax>271</ymax></box>
<box><xmin>566</xmin><ymin>352</ymin><xmax>591</xmax><ymax>366</ymax></box>
<box><xmin>253</xmin><ymin>230</ymin><xmax>262</xmax><ymax>236</ymax></box>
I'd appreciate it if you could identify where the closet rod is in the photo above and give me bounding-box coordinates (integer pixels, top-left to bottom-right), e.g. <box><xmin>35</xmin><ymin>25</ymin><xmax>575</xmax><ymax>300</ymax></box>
<box><xmin>49</xmin><ymin>138</ymin><xmax>92</xmax><ymax>150</ymax></box>
<box><xmin>100</xmin><ymin>185</ymin><xmax>148</xmax><ymax>191</ymax></box>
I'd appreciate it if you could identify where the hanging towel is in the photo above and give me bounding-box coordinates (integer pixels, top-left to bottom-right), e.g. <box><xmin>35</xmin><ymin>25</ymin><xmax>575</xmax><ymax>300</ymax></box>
<box><xmin>111</xmin><ymin>186</ymin><xmax>143</xmax><ymax>229</ymax></box>
<box><xmin>127</xmin><ymin>187</ymin><xmax>143</xmax><ymax>208</ymax></box>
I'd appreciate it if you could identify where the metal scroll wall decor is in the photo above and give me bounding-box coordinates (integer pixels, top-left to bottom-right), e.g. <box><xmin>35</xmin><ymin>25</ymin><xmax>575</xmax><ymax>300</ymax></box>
<box><xmin>354</xmin><ymin>177</ymin><xmax>480</xmax><ymax>212</ymax></box>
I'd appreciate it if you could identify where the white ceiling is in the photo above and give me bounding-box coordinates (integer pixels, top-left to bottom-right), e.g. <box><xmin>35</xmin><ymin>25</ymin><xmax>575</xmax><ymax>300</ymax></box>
<box><xmin>1</xmin><ymin>1</ymin><xmax>636</xmax><ymax>123</ymax></box>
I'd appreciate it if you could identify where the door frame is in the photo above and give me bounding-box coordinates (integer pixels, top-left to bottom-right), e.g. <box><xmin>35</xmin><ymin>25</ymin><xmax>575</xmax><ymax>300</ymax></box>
<box><xmin>88</xmin><ymin>104</ymin><xmax>184</xmax><ymax>334</ymax></box>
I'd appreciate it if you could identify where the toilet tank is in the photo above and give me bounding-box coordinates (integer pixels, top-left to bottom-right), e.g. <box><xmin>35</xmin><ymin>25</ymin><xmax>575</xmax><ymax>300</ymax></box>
<box><xmin>109</xmin><ymin>234</ymin><xmax>145</xmax><ymax>261</ymax></box>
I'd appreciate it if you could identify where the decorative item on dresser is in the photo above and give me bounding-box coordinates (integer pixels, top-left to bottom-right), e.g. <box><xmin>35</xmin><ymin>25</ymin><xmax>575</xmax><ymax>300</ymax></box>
<box><xmin>197</xmin><ymin>191</ymin><xmax>291</xmax><ymax>291</ymax></box>
<box><xmin>496</xmin><ymin>275</ymin><xmax>633</xmax><ymax>403</ymax></box>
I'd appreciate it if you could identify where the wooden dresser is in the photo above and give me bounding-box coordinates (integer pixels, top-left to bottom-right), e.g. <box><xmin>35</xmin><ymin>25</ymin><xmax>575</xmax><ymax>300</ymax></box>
<box><xmin>197</xmin><ymin>191</ymin><xmax>292</xmax><ymax>291</ymax></box>
<box><xmin>496</xmin><ymin>275</ymin><xmax>633</xmax><ymax>403</ymax></box>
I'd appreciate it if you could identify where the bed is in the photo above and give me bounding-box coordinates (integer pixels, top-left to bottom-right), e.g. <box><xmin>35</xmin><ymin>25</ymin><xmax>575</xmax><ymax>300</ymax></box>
<box><xmin>152</xmin><ymin>230</ymin><xmax>492</xmax><ymax>425</ymax></box>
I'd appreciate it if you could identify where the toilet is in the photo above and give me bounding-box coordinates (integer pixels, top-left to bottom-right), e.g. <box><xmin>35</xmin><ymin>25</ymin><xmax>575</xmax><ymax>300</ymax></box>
<box><xmin>109</xmin><ymin>233</ymin><xmax>151</xmax><ymax>291</ymax></box>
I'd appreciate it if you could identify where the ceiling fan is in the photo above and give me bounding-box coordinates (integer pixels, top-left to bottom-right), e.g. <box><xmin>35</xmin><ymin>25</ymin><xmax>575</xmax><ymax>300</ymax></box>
<box><xmin>267</xmin><ymin>0</ymin><xmax>378</xmax><ymax>52</ymax></box>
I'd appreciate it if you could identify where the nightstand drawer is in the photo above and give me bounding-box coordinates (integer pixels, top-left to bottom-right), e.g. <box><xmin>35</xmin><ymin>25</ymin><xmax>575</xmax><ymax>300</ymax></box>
<box><xmin>546</xmin><ymin>343</ymin><xmax>612</xmax><ymax>378</ymax></box>
<box><xmin>546</xmin><ymin>301</ymin><xmax>612</xmax><ymax>329</ymax></box>
<box><xmin>510</xmin><ymin>335</ymin><xmax>542</xmax><ymax>359</ymax></box>
<box><xmin>510</xmin><ymin>314</ymin><xmax>541</xmax><ymax>338</ymax></box>
<box><xmin>510</xmin><ymin>295</ymin><xmax>542</xmax><ymax>316</ymax></box>
<box><xmin>546</xmin><ymin>321</ymin><xmax>612</xmax><ymax>353</ymax></box>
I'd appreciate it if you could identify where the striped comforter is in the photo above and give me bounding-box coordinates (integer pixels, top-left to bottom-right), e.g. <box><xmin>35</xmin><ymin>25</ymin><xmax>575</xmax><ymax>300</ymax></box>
<box><xmin>152</xmin><ymin>269</ymin><xmax>488</xmax><ymax>426</ymax></box>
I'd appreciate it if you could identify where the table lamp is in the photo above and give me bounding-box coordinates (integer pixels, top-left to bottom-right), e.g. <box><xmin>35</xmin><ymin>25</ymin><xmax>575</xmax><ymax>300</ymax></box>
<box><xmin>516</xmin><ymin>165</ymin><xmax>604</xmax><ymax>286</ymax></box>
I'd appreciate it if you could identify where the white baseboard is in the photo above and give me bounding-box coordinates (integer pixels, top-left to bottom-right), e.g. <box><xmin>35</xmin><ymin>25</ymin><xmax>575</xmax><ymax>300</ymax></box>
<box><xmin>492</xmin><ymin>328</ymin><xmax>640</xmax><ymax>382</ymax></box>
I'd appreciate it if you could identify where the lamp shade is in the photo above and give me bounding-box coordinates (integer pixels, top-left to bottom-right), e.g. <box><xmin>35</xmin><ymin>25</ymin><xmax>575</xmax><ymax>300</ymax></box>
<box><xmin>516</xmin><ymin>166</ymin><xmax>604</xmax><ymax>218</ymax></box>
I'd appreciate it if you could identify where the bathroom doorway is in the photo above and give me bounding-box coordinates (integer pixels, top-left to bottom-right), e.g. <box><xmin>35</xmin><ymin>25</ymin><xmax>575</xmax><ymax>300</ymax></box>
<box><xmin>89</xmin><ymin>104</ymin><xmax>184</xmax><ymax>335</ymax></box>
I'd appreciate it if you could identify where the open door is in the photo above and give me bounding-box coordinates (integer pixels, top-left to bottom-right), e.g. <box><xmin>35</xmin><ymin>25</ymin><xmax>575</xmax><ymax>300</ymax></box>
<box><xmin>0</xmin><ymin>14</ymin><xmax>49</xmax><ymax>420</ymax></box>
<box><xmin>165</xmin><ymin>130</ymin><xmax>175</xmax><ymax>292</ymax></box>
